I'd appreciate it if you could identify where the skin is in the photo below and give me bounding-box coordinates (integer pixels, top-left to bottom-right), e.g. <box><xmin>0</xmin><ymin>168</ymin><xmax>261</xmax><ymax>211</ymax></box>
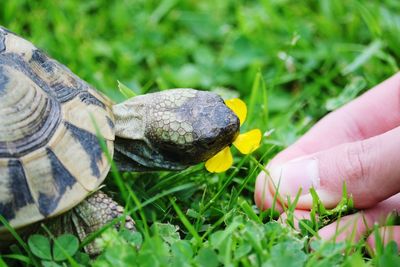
<box><xmin>255</xmin><ymin>72</ymin><xmax>400</xmax><ymax>251</ymax></box>
<box><xmin>43</xmin><ymin>191</ymin><xmax>136</xmax><ymax>256</ymax></box>
<box><xmin>112</xmin><ymin>88</ymin><xmax>240</xmax><ymax>171</ymax></box>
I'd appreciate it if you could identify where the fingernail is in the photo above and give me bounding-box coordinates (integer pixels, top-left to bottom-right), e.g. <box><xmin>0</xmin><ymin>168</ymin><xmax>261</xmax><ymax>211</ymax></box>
<box><xmin>268</xmin><ymin>158</ymin><xmax>320</xmax><ymax>197</ymax></box>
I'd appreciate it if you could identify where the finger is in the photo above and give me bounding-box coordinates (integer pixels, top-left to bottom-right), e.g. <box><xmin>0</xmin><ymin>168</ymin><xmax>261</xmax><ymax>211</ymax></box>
<box><xmin>280</xmin><ymin>210</ymin><xmax>311</xmax><ymax>230</ymax></box>
<box><xmin>366</xmin><ymin>226</ymin><xmax>400</xmax><ymax>254</ymax></box>
<box><xmin>267</xmin><ymin>125</ymin><xmax>400</xmax><ymax>209</ymax></box>
<box><xmin>318</xmin><ymin>194</ymin><xmax>400</xmax><ymax>242</ymax></box>
<box><xmin>271</xmin><ymin>72</ymin><xmax>400</xmax><ymax>166</ymax></box>
<box><xmin>318</xmin><ymin>213</ymin><xmax>366</xmax><ymax>242</ymax></box>
<box><xmin>255</xmin><ymin>73</ymin><xmax>400</xmax><ymax>210</ymax></box>
<box><xmin>254</xmin><ymin>173</ymin><xmax>283</xmax><ymax>212</ymax></box>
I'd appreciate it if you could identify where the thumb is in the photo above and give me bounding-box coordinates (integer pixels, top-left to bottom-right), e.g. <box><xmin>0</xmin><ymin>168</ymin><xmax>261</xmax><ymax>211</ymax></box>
<box><xmin>264</xmin><ymin>126</ymin><xmax>400</xmax><ymax>209</ymax></box>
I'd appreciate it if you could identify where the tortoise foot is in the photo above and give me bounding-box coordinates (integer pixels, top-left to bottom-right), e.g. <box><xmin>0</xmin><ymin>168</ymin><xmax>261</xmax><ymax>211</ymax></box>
<box><xmin>44</xmin><ymin>190</ymin><xmax>135</xmax><ymax>256</ymax></box>
<box><xmin>73</xmin><ymin>191</ymin><xmax>135</xmax><ymax>256</ymax></box>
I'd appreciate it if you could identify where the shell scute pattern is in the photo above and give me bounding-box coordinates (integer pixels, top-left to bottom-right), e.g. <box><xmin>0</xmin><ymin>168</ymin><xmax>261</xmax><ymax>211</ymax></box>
<box><xmin>0</xmin><ymin>27</ymin><xmax>115</xmax><ymax>231</ymax></box>
<box><xmin>0</xmin><ymin>28</ymin><xmax>6</xmax><ymax>53</ymax></box>
<box><xmin>37</xmin><ymin>148</ymin><xmax>77</xmax><ymax>216</ymax></box>
<box><xmin>0</xmin><ymin>64</ymin><xmax>62</xmax><ymax>157</ymax></box>
<box><xmin>0</xmin><ymin>159</ymin><xmax>35</xmax><ymax>221</ymax></box>
<box><xmin>0</xmin><ymin>66</ymin><xmax>9</xmax><ymax>94</ymax></box>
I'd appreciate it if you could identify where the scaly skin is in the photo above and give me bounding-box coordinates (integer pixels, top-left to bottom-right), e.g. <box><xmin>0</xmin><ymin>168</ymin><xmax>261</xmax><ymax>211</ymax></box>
<box><xmin>44</xmin><ymin>191</ymin><xmax>135</xmax><ymax>256</ymax></box>
<box><xmin>112</xmin><ymin>89</ymin><xmax>240</xmax><ymax>171</ymax></box>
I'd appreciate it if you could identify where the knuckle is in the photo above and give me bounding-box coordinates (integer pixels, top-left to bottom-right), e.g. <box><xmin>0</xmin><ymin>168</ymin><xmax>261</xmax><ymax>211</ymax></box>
<box><xmin>337</xmin><ymin>141</ymin><xmax>370</xmax><ymax>184</ymax></box>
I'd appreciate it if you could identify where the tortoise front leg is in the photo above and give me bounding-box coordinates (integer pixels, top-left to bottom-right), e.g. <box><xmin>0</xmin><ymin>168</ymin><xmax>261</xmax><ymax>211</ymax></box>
<box><xmin>45</xmin><ymin>191</ymin><xmax>135</xmax><ymax>256</ymax></box>
<box><xmin>72</xmin><ymin>191</ymin><xmax>135</xmax><ymax>255</ymax></box>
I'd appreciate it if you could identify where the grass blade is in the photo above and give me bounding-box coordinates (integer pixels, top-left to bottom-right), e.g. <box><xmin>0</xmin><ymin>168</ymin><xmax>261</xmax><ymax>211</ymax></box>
<box><xmin>170</xmin><ymin>198</ymin><xmax>202</xmax><ymax>245</ymax></box>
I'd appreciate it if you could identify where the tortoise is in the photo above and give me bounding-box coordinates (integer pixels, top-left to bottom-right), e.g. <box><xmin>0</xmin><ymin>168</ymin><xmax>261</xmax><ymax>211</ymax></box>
<box><xmin>0</xmin><ymin>26</ymin><xmax>239</xmax><ymax>254</ymax></box>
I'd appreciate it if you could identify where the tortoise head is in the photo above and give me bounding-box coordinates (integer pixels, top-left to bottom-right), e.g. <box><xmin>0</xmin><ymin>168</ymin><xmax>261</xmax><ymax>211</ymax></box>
<box><xmin>112</xmin><ymin>89</ymin><xmax>240</xmax><ymax>171</ymax></box>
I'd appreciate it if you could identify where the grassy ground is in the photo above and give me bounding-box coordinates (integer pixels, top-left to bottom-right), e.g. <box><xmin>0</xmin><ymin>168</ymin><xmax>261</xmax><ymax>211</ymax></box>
<box><xmin>1</xmin><ymin>0</ymin><xmax>400</xmax><ymax>266</ymax></box>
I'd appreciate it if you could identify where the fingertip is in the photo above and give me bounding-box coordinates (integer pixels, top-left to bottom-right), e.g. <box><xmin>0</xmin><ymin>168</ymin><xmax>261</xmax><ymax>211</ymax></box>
<box><xmin>366</xmin><ymin>226</ymin><xmax>400</xmax><ymax>255</ymax></box>
<box><xmin>280</xmin><ymin>210</ymin><xmax>312</xmax><ymax>230</ymax></box>
<box><xmin>254</xmin><ymin>171</ymin><xmax>269</xmax><ymax>209</ymax></box>
<box><xmin>255</xmin><ymin>171</ymin><xmax>283</xmax><ymax>212</ymax></box>
<box><xmin>266</xmin><ymin>157</ymin><xmax>338</xmax><ymax>210</ymax></box>
<box><xmin>295</xmin><ymin>189</ymin><xmax>342</xmax><ymax>209</ymax></box>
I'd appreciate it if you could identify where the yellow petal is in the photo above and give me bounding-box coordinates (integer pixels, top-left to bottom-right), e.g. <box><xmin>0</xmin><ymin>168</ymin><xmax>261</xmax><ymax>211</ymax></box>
<box><xmin>233</xmin><ymin>129</ymin><xmax>262</xmax><ymax>154</ymax></box>
<box><xmin>205</xmin><ymin>147</ymin><xmax>233</xmax><ymax>173</ymax></box>
<box><xmin>225</xmin><ymin>98</ymin><xmax>247</xmax><ymax>126</ymax></box>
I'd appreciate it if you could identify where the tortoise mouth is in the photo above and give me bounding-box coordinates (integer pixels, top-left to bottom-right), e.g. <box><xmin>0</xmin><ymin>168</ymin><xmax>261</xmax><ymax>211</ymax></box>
<box><xmin>152</xmin><ymin>119</ymin><xmax>240</xmax><ymax>165</ymax></box>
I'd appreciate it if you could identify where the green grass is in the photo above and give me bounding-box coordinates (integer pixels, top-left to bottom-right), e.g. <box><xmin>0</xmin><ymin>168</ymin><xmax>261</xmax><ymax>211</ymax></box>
<box><xmin>1</xmin><ymin>0</ymin><xmax>400</xmax><ymax>266</ymax></box>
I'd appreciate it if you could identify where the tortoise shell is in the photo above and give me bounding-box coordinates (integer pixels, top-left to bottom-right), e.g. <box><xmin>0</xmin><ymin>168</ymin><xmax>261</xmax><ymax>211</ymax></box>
<box><xmin>0</xmin><ymin>27</ymin><xmax>115</xmax><ymax>231</ymax></box>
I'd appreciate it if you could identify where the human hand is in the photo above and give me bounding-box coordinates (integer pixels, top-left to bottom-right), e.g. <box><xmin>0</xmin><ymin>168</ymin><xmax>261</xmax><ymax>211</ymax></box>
<box><xmin>280</xmin><ymin>193</ymin><xmax>400</xmax><ymax>252</ymax></box>
<box><xmin>254</xmin><ymin>73</ymin><xmax>400</xmax><ymax>248</ymax></box>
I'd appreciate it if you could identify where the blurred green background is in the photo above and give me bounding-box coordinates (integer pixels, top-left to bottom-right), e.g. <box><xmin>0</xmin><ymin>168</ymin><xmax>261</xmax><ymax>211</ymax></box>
<box><xmin>2</xmin><ymin>0</ymin><xmax>399</xmax><ymax>113</ymax></box>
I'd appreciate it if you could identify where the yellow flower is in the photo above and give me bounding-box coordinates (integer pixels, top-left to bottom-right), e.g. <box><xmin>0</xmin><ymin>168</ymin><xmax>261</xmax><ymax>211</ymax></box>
<box><xmin>205</xmin><ymin>98</ymin><xmax>262</xmax><ymax>173</ymax></box>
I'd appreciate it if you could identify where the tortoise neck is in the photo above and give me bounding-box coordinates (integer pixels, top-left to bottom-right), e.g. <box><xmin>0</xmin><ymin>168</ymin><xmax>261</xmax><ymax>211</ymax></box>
<box><xmin>112</xmin><ymin>99</ymin><xmax>146</xmax><ymax>141</ymax></box>
<box><xmin>113</xmin><ymin>136</ymin><xmax>188</xmax><ymax>172</ymax></box>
